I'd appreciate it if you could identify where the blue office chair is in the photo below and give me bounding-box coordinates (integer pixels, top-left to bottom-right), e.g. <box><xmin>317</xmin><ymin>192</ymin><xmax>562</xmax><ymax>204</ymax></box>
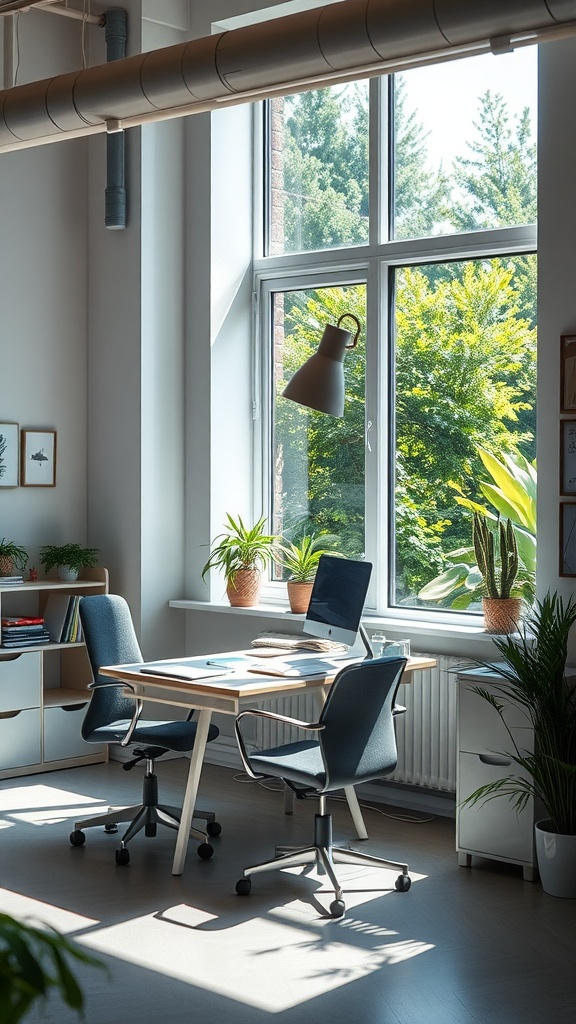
<box><xmin>69</xmin><ymin>594</ymin><xmax>220</xmax><ymax>865</ymax></box>
<box><xmin>234</xmin><ymin>656</ymin><xmax>410</xmax><ymax>917</ymax></box>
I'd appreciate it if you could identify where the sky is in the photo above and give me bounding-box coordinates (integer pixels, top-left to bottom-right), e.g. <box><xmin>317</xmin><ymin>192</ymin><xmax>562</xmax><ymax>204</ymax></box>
<box><xmin>399</xmin><ymin>46</ymin><xmax>537</xmax><ymax>171</ymax></box>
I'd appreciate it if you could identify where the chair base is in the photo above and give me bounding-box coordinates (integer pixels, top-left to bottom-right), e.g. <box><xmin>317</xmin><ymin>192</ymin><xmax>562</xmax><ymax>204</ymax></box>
<box><xmin>70</xmin><ymin>767</ymin><xmax>220</xmax><ymax>862</ymax></box>
<box><xmin>236</xmin><ymin>812</ymin><xmax>411</xmax><ymax>917</ymax></box>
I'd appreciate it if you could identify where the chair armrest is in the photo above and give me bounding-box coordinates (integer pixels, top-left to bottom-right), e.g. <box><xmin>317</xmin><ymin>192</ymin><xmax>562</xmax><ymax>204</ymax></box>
<box><xmin>88</xmin><ymin>680</ymin><xmax>144</xmax><ymax>746</ymax></box>
<box><xmin>235</xmin><ymin>708</ymin><xmax>324</xmax><ymax>781</ymax></box>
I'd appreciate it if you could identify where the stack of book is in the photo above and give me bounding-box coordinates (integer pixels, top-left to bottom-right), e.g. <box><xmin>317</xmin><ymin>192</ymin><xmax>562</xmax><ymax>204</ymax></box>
<box><xmin>1</xmin><ymin>616</ymin><xmax>51</xmax><ymax>648</ymax></box>
<box><xmin>43</xmin><ymin>594</ymin><xmax>83</xmax><ymax>643</ymax></box>
<box><xmin>0</xmin><ymin>575</ymin><xmax>25</xmax><ymax>587</ymax></box>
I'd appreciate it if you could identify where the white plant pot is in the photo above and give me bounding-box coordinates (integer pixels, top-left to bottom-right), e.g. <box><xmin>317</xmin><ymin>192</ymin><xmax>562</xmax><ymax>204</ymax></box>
<box><xmin>535</xmin><ymin>819</ymin><xmax>576</xmax><ymax>898</ymax></box>
<box><xmin>57</xmin><ymin>566</ymin><xmax>79</xmax><ymax>582</ymax></box>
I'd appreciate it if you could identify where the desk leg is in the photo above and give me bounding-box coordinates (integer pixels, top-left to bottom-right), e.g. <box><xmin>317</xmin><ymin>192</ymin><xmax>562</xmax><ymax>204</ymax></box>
<box><xmin>172</xmin><ymin>708</ymin><xmax>212</xmax><ymax>876</ymax></box>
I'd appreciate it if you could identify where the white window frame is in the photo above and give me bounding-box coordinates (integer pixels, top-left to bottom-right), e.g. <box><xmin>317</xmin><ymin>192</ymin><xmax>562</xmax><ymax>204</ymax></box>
<box><xmin>253</xmin><ymin>73</ymin><xmax>537</xmax><ymax>624</ymax></box>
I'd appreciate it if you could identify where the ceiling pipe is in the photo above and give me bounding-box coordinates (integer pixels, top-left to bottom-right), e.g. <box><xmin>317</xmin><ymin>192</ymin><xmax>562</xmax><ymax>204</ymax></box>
<box><xmin>104</xmin><ymin>7</ymin><xmax>126</xmax><ymax>229</ymax></box>
<box><xmin>0</xmin><ymin>0</ymin><xmax>575</xmax><ymax>154</ymax></box>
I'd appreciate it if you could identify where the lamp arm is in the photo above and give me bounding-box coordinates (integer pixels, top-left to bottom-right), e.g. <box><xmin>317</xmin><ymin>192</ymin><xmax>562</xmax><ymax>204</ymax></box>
<box><xmin>337</xmin><ymin>313</ymin><xmax>361</xmax><ymax>348</ymax></box>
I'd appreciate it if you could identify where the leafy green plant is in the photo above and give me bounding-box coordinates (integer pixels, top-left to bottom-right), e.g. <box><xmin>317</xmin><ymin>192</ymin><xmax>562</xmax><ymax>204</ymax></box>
<box><xmin>0</xmin><ymin>912</ymin><xmax>104</xmax><ymax>1023</ymax></box>
<box><xmin>462</xmin><ymin>592</ymin><xmax>576</xmax><ymax>835</ymax></box>
<box><xmin>418</xmin><ymin>447</ymin><xmax>536</xmax><ymax>609</ymax></box>
<box><xmin>39</xmin><ymin>544</ymin><xmax>100</xmax><ymax>575</ymax></box>
<box><xmin>0</xmin><ymin>539</ymin><xmax>28</xmax><ymax>572</ymax></box>
<box><xmin>202</xmin><ymin>514</ymin><xmax>278</xmax><ymax>587</ymax></box>
<box><xmin>278</xmin><ymin>533</ymin><xmax>341</xmax><ymax>582</ymax></box>
<box><xmin>473</xmin><ymin>513</ymin><xmax>518</xmax><ymax>599</ymax></box>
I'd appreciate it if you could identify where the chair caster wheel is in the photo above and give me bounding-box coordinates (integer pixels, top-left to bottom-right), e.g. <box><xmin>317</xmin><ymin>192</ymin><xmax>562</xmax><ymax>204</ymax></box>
<box><xmin>329</xmin><ymin>899</ymin><xmax>346</xmax><ymax>918</ymax></box>
<box><xmin>104</xmin><ymin>823</ymin><xmax>118</xmax><ymax>834</ymax></box>
<box><xmin>206</xmin><ymin>821</ymin><xmax>222</xmax><ymax>838</ymax></box>
<box><xmin>115</xmin><ymin>848</ymin><xmax>130</xmax><ymax>866</ymax></box>
<box><xmin>197</xmin><ymin>843</ymin><xmax>214</xmax><ymax>860</ymax></box>
<box><xmin>145</xmin><ymin>823</ymin><xmax>157</xmax><ymax>838</ymax></box>
<box><xmin>395</xmin><ymin>873</ymin><xmax>411</xmax><ymax>892</ymax></box>
<box><xmin>236</xmin><ymin>878</ymin><xmax>251</xmax><ymax>896</ymax></box>
<box><xmin>70</xmin><ymin>830</ymin><xmax>85</xmax><ymax>847</ymax></box>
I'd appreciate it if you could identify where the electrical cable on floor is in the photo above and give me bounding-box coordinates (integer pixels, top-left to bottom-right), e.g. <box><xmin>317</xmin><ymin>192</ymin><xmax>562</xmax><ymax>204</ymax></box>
<box><xmin>232</xmin><ymin>770</ymin><xmax>436</xmax><ymax>822</ymax></box>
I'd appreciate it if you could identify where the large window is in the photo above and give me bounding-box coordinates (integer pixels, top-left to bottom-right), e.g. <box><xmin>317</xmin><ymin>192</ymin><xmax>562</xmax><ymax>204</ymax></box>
<box><xmin>256</xmin><ymin>48</ymin><xmax>537</xmax><ymax>618</ymax></box>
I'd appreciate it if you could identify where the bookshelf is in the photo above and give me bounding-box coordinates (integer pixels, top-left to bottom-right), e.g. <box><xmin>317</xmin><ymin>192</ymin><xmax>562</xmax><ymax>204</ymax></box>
<box><xmin>0</xmin><ymin>567</ymin><xmax>109</xmax><ymax>779</ymax></box>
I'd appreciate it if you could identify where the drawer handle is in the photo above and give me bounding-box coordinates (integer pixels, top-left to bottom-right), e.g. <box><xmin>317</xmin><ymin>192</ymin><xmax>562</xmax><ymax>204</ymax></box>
<box><xmin>479</xmin><ymin>753</ymin><xmax>512</xmax><ymax>767</ymax></box>
<box><xmin>0</xmin><ymin>710</ymin><xmax>21</xmax><ymax>720</ymax></box>
<box><xmin>60</xmin><ymin>703</ymin><xmax>88</xmax><ymax>713</ymax></box>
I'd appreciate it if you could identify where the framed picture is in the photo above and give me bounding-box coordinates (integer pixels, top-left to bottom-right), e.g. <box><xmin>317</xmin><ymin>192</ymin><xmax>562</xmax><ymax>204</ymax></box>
<box><xmin>560</xmin><ymin>335</ymin><xmax>576</xmax><ymax>412</ymax></box>
<box><xmin>560</xmin><ymin>502</ymin><xmax>576</xmax><ymax>576</ymax></box>
<box><xmin>0</xmin><ymin>422</ymin><xmax>19</xmax><ymax>487</ymax></box>
<box><xmin>21</xmin><ymin>430</ymin><xmax>56</xmax><ymax>487</ymax></box>
<box><xmin>560</xmin><ymin>419</ymin><xmax>576</xmax><ymax>496</ymax></box>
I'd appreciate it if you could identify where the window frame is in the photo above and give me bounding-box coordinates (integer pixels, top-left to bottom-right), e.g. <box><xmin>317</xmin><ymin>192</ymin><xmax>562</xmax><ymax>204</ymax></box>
<box><xmin>253</xmin><ymin>72</ymin><xmax>537</xmax><ymax>623</ymax></box>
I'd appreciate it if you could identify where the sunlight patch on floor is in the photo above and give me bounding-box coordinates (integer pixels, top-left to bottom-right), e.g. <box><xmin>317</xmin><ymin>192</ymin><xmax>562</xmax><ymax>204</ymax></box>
<box><xmin>78</xmin><ymin>869</ymin><xmax>432</xmax><ymax>1012</ymax></box>
<box><xmin>0</xmin><ymin>887</ymin><xmax>99</xmax><ymax>933</ymax></box>
<box><xmin>0</xmin><ymin>783</ymin><xmax>109</xmax><ymax>826</ymax></box>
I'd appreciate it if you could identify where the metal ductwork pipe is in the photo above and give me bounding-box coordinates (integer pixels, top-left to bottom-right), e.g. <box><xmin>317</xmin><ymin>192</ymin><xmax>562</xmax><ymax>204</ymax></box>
<box><xmin>0</xmin><ymin>0</ymin><xmax>575</xmax><ymax>153</ymax></box>
<box><xmin>104</xmin><ymin>8</ymin><xmax>127</xmax><ymax>229</ymax></box>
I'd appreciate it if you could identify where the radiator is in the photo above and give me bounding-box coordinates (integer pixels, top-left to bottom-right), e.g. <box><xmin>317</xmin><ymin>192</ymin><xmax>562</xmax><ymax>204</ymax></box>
<box><xmin>254</xmin><ymin>655</ymin><xmax>458</xmax><ymax>792</ymax></box>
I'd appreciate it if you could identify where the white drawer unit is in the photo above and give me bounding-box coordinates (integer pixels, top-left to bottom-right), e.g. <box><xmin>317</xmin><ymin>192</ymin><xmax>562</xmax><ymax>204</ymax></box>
<box><xmin>0</xmin><ymin>569</ymin><xmax>110</xmax><ymax>779</ymax></box>
<box><xmin>456</xmin><ymin>667</ymin><xmax>537</xmax><ymax>881</ymax></box>
<box><xmin>0</xmin><ymin>709</ymin><xmax>42</xmax><ymax>770</ymax></box>
<box><xmin>0</xmin><ymin>652</ymin><xmax>41</xmax><ymax>713</ymax></box>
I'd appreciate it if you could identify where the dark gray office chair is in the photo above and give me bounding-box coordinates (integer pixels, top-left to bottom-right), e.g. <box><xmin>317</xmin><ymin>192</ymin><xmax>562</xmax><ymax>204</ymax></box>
<box><xmin>234</xmin><ymin>656</ymin><xmax>410</xmax><ymax>917</ymax></box>
<box><xmin>69</xmin><ymin>594</ymin><xmax>220</xmax><ymax>865</ymax></box>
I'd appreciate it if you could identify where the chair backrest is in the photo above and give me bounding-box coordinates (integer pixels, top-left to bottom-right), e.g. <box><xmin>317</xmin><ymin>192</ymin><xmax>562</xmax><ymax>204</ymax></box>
<box><xmin>318</xmin><ymin>656</ymin><xmax>406</xmax><ymax>792</ymax></box>
<box><xmin>79</xmin><ymin>594</ymin><xmax>144</xmax><ymax>738</ymax></box>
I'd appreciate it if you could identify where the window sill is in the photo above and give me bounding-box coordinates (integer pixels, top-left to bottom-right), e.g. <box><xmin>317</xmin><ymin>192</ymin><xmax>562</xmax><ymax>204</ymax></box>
<box><xmin>169</xmin><ymin>598</ymin><xmax>497</xmax><ymax>654</ymax></box>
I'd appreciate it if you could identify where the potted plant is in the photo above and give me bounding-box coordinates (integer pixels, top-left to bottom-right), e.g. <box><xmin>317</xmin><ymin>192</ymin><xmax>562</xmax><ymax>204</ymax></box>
<box><xmin>202</xmin><ymin>514</ymin><xmax>278</xmax><ymax>607</ymax></box>
<box><xmin>0</xmin><ymin>911</ymin><xmax>103</xmax><ymax>1021</ymax></box>
<box><xmin>0</xmin><ymin>538</ymin><xmax>28</xmax><ymax>577</ymax></box>
<box><xmin>462</xmin><ymin>592</ymin><xmax>576</xmax><ymax>897</ymax></box>
<box><xmin>278</xmin><ymin>532</ymin><xmax>341</xmax><ymax>613</ymax></box>
<box><xmin>473</xmin><ymin>513</ymin><xmax>522</xmax><ymax>633</ymax></box>
<box><xmin>39</xmin><ymin>543</ymin><xmax>100</xmax><ymax>582</ymax></box>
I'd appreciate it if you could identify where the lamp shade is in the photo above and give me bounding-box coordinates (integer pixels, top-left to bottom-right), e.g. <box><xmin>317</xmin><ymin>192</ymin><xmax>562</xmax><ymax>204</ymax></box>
<box><xmin>282</xmin><ymin>313</ymin><xmax>361</xmax><ymax>417</ymax></box>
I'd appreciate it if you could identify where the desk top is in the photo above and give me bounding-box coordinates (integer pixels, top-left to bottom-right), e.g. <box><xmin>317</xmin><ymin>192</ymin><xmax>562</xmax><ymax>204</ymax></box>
<box><xmin>100</xmin><ymin>652</ymin><xmax>437</xmax><ymax>701</ymax></box>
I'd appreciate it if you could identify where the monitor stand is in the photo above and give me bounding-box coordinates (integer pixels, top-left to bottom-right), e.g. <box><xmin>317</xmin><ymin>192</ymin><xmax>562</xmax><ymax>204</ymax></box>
<box><xmin>345</xmin><ymin>622</ymin><xmax>373</xmax><ymax>660</ymax></box>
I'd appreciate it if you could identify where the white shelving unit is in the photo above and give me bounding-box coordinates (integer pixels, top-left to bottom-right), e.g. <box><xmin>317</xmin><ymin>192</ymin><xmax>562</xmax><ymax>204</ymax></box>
<box><xmin>0</xmin><ymin>568</ymin><xmax>109</xmax><ymax>779</ymax></box>
<box><xmin>456</xmin><ymin>666</ymin><xmax>537</xmax><ymax>881</ymax></box>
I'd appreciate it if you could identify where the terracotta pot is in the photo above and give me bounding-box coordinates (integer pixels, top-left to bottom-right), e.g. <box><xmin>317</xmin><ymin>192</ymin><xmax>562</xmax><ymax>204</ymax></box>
<box><xmin>482</xmin><ymin>596</ymin><xmax>522</xmax><ymax>634</ymax></box>
<box><xmin>287</xmin><ymin>580</ymin><xmax>314</xmax><ymax>614</ymax></box>
<box><xmin>226</xmin><ymin>568</ymin><xmax>261</xmax><ymax>607</ymax></box>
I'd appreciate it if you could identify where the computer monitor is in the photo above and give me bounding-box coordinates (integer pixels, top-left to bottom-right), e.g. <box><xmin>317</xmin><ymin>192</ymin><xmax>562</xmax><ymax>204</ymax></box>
<box><xmin>303</xmin><ymin>554</ymin><xmax>372</xmax><ymax>649</ymax></box>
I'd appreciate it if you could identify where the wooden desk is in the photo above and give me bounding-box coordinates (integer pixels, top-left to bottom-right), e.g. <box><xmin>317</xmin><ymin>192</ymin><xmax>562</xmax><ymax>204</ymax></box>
<box><xmin>100</xmin><ymin>654</ymin><xmax>436</xmax><ymax>875</ymax></box>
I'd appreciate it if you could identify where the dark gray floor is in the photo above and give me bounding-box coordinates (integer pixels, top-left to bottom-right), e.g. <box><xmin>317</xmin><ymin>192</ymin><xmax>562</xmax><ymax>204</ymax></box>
<box><xmin>1</xmin><ymin>759</ymin><xmax>574</xmax><ymax>1023</ymax></box>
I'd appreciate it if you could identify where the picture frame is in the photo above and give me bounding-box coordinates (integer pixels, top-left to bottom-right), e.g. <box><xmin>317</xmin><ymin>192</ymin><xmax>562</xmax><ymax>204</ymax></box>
<box><xmin>560</xmin><ymin>419</ymin><xmax>576</xmax><ymax>496</ymax></box>
<box><xmin>21</xmin><ymin>430</ymin><xmax>56</xmax><ymax>487</ymax></box>
<box><xmin>560</xmin><ymin>334</ymin><xmax>576</xmax><ymax>412</ymax></box>
<box><xmin>0</xmin><ymin>422</ymin><xmax>19</xmax><ymax>487</ymax></box>
<box><xmin>560</xmin><ymin>502</ymin><xmax>576</xmax><ymax>576</ymax></box>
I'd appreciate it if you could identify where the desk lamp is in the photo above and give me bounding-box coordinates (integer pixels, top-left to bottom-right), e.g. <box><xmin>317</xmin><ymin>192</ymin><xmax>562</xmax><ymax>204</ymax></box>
<box><xmin>282</xmin><ymin>313</ymin><xmax>361</xmax><ymax>417</ymax></box>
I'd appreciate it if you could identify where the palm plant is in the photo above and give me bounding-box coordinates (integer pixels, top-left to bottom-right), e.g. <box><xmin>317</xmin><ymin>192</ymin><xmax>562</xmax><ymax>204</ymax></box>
<box><xmin>278</xmin><ymin>533</ymin><xmax>340</xmax><ymax>582</ymax></box>
<box><xmin>462</xmin><ymin>592</ymin><xmax>576</xmax><ymax>835</ymax></box>
<box><xmin>202</xmin><ymin>514</ymin><xmax>278</xmax><ymax>587</ymax></box>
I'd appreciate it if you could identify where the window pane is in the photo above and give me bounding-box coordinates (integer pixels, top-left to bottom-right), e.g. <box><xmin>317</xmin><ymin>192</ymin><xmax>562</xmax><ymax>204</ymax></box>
<box><xmin>267</xmin><ymin>83</ymin><xmax>369</xmax><ymax>256</ymax></box>
<box><xmin>272</xmin><ymin>285</ymin><xmax>366</xmax><ymax>563</ymax></box>
<box><xmin>392</xmin><ymin>255</ymin><xmax>537</xmax><ymax>611</ymax></box>
<box><xmin>392</xmin><ymin>48</ymin><xmax>537</xmax><ymax>239</ymax></box>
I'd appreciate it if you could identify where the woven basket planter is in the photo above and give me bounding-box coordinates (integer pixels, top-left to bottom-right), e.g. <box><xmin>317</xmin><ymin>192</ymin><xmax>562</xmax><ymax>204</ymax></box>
<box><xmin>0</xmin><ymin>555</ymin><xmax>14</xmax><ymax>576</ymax></box>
<box><xmin>287</xmin><ymin>580</ymin><xmax>314</xmax><ymax>614</ymax></box>
<box><xmin>226</xmin><ymin>568</ymin><xmax>261</xmax><ymax>608</ymax></box>
<box><xmin>482</xmin><ymin>597</ymin><xmax>522</xmax><ymax>634</ymax></box>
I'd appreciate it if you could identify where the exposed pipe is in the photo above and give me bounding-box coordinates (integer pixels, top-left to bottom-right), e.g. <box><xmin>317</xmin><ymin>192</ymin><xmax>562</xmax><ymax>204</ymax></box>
<box><xmin>103</xmin><ymin>7</ymin><xmax>126</xmax><ymax>229</ymax></box>
<box><xmin>0</xmin><ymin>0</ymin><xmax>575</xmax><ymax>154</ymax></box>
<box><xmin>2</xmin><ymin>13</ymin><xmax>15</xmax><ymax>88</ymax></box>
